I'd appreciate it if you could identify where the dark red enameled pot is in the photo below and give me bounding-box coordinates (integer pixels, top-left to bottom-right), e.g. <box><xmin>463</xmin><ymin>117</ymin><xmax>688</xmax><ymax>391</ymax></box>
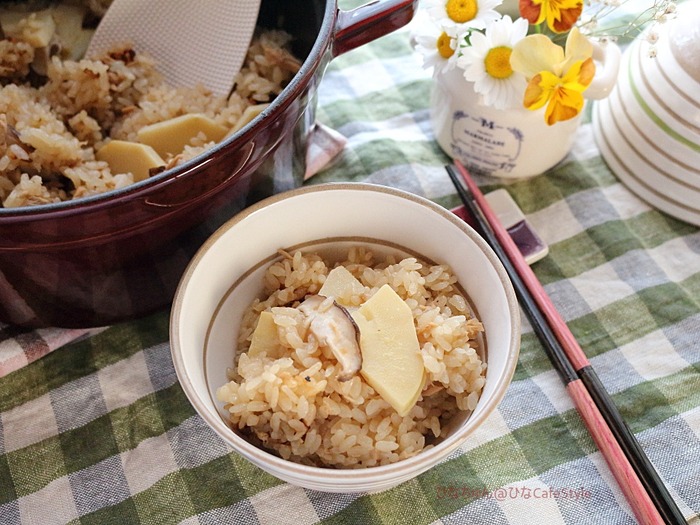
<box><xmin>0</xmin><ymin>0</ymin><xmax>418</xmax><ymax>328</ymax></box>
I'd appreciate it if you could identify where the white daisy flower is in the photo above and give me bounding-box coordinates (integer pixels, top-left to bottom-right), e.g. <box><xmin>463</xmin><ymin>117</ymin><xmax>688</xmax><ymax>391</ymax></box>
<box><xmin>423</xmin><ymin>0</ymin><xmax>503</xmax><ymax>32</ymax></box>
<box><xmin>413</xmin><ymin>18</ymin><xmax>463</xmax><ymax>76</ymax></box>
<box><xmin>457</xmin><ymin>16</ymin><xmax>529</xmax><ymax>110</ymax></box>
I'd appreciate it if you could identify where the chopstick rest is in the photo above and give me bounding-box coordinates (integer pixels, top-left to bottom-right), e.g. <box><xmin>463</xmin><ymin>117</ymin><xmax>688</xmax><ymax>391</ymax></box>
<box><xmin>451</xmin><ymin>189</ymin><xmax>548</xmax><ymax>265</ymax></box>
<box><xmin>446</xmin><ymin>162</ymin><xmax>684</xmax><ymax>525</ymax></box>
<box><xmin>484</xmin><ymin>189</ymin><xmax>549</xmax><ymax>265</ymax></box>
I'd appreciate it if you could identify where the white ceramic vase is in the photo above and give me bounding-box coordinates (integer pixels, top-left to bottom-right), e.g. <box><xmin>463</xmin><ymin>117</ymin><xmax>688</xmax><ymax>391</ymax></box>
<box><xmin>431</xmin><ymin>40</ymin><xmax>621</xmax><ymax>179</ymax></box>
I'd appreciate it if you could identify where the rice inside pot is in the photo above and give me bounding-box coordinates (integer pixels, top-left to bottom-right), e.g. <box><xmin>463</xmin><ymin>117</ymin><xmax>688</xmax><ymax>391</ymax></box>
<box><xmin>217</xmin><ymin>247</ymin><xmax>487</xmax><ymax>468</ymax></box>
<box><xmin>0</xmin><ymin>3</ymin><xmax>301</xmax><ymax>208</ymax></box>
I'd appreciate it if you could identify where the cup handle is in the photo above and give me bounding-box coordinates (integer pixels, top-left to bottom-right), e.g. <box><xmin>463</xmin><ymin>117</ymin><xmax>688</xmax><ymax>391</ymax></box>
<box><xmin>333</xmin><ymin>0</ymin><xmax>418</xmax><ymax>57</ymax></box>
<box><xmin>585</xmin><ymin>40</ymin><xmax>622</xmax><ymax>100</ymax></box>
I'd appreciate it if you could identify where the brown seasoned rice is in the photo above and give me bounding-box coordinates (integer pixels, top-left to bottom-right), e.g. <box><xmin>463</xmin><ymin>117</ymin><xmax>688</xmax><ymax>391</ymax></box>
<box><xmin>217</xmin><ymin>247</ymin><xmax>487</xmax><ymax>469</ymax></box>
<box><xmin>0</xmin><ymin>5</ymin><xmax>300</xmax><ymax>208</ymax></box>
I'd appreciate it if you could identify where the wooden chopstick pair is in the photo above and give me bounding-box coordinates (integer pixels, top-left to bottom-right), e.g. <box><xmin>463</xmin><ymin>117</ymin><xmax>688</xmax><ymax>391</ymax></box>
<box><xmin>445</xmin><ymin>161</ymin><xmax>686</xmax><ymax>525</ymax></box>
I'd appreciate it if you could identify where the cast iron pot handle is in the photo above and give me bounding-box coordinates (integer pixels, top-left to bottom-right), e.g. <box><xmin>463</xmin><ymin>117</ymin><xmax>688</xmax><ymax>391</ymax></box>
<box><xmin>332</xmin><ymin>0</ymin><xmax>418</xmax><ymax>57</ymax></box>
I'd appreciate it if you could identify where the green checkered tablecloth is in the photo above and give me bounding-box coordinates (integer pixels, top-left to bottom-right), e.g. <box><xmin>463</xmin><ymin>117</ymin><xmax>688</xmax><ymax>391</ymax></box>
<box><xmin>2</xmin><ymin>8</ymin><xmax>700</xmax><ymax>525</ymax></box>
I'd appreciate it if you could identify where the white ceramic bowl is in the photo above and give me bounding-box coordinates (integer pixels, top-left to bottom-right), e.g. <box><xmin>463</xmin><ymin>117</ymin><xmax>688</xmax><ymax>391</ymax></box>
<box><xmin>592</xmin><ymin>1</ymin><xmax>700</xmax><ymax>226</ymax></box>
<box><xmin>170</xmin><ymin>183</ymin><xmax>520</xmax><ymax>493</ymax></box>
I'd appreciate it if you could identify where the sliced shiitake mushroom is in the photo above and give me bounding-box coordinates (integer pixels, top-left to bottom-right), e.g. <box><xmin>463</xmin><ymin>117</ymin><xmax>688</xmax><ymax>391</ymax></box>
<box><xmin>298</xmin><ymin>294</ymin><xmax>362</xmax><ymax>382</ymax></box>
<box><xmin>30</xmin><ymin>39</ymin><xmax>61</xmax><ymax>77</ymax></box>
<box><xmin>1</xmin><ymin>118</ymin><xmax>30</xmax><ymax>153</ymax></box>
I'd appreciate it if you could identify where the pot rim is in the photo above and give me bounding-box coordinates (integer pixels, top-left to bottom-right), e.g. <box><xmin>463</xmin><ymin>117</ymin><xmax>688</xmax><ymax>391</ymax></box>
<box><xmin>0</xmin><ymin>1</ymin><xmax>336</xmax><ymax>219</ymax></box>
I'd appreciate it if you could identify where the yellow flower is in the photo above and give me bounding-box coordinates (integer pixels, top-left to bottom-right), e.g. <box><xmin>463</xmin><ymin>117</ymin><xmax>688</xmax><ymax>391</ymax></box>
<box><xmin>519</xmin><ymin>0</ymin><xmax>583</xmax><ymax>33</ymax></box>
<box><xmin>510</xmin><ymin>27</ymin><xmax>596</xmax><ymax>125</ymax></box>
<box><xmin>523</xmin><ymin>59</ymin><xmax>595</xmax><ymax>124</ymax></box>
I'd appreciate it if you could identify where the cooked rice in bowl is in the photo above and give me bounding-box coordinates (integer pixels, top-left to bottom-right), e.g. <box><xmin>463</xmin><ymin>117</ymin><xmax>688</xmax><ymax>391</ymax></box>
<box><xmin>216</xmin><ymin>247</ymin><xmax>487</xmax><ymax>469</ymax></box>
<box><xmin>0</xmin><ymin>2</ymin><xmax>300</xmax><ymax>208</ymax></box>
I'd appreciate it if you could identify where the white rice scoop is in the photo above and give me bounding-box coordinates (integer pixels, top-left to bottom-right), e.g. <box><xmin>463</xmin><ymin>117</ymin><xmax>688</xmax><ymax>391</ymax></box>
<box><xmin>86</xmin><ymin>0</ymin><xmax>261</xmax><ymax>96</ymax></box>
